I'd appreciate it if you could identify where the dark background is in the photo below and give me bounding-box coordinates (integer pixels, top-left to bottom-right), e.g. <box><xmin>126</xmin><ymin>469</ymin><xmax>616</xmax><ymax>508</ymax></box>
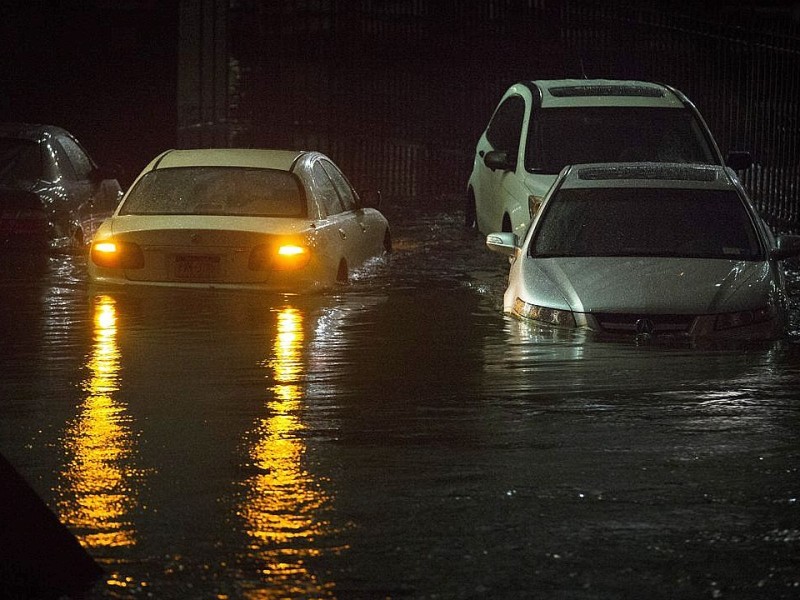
<box><xmin>3</xmin><ymin>1</ymin><xmax>800</xmax><ymax>225</ymax></box>
<box><xmin>1</xmin><ymin>1</ymin><xmax>179</xmax><ymax>187</ymax></box>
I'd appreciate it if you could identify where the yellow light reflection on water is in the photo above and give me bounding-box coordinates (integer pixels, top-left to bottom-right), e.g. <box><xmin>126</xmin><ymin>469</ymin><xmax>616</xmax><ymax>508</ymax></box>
<box><xmin>239</xmin><ymin>307</ymin><xmax>336</xmax><ymax>599</ymax></box>
<box><xmin>58</xmin><ymin>294</ymin><xmax>140</xmax><ymax>550</ymax></box>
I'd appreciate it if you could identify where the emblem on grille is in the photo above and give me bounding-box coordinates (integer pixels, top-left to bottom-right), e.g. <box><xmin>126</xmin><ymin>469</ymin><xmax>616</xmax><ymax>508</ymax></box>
<box><xmin>635</xmin><ymin>318</ymin><xmax>655</xmax><ymax>336</ymax></box>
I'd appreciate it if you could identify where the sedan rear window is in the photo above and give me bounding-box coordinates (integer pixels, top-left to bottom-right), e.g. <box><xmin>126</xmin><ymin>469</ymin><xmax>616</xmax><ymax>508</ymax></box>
<box><xmin>120</xmin><ymin>167</ymin><xmax>306</xmax><ymax>217</ymax></box>
<box><xmin>526</xmin><ymin>107</ymin><xmax>718</xmax><ymax>174</ymax></box>
<box><xmin>531</xmin><ymin>188</ymin><xmax>763</xmax><ymax>260</ymax></box>
<box><xmin>0</xmin><ymin>139</ymin><xmax>42</xmax><ymax>184</ymax></box>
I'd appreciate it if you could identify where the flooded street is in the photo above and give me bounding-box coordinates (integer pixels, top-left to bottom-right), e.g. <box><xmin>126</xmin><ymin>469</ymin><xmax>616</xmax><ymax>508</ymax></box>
<box><xmin>2</xmin><ymin>197</ymin><xmax>800</xmax><ymax>599</ymax></box>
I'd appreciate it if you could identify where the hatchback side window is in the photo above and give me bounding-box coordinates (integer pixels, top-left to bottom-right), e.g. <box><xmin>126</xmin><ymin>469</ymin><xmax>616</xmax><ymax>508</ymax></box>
<box><xmin>58</xmin><ymin>136</ymin><xmax>94</xmax><ymax>180</ymax></box>
<box><xmin>312</xmin><ymin>162</ymin><xmax>344</xmax><ymax>217</ymax></box>
<box><xmin>485</xmin><ymin>95</ymin><xmax>525</xmax><ymax>158</ymax></box>
<box><xmin>320</xmin><ymin>159</ymin><xmax>356</xmax><ymax>211</ymax></box>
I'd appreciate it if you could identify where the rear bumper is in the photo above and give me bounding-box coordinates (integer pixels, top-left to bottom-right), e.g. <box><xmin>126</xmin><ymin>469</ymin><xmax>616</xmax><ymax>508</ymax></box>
<box><xmin>86</xmin><ymin>270</ymin><xmax>330</xmax><ymax>294</ymax></box>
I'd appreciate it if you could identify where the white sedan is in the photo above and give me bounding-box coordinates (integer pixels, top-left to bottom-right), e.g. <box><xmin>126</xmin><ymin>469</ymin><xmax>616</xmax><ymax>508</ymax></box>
<box><xmin>487</xmin><ymin>162</ymin><xmax>800</xmax><ymax>342</ymax></box>
<box><xmin>88</xmin><ymin>149</ymin><xmax>391</xmax><ymax>292</ymax></box>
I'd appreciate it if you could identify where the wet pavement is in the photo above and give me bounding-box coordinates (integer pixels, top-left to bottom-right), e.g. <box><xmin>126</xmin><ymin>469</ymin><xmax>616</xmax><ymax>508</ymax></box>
<box><xmin>1</xmin><ymin>197</ymin><xmax>799</xmax><ymax>599</ymax></box>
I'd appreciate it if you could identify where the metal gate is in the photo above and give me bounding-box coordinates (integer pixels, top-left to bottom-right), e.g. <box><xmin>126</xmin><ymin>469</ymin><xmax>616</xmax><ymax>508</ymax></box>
<box><xmin>177</xmin><ymin>0</ymin><xmax>800</xmax><ymax>227</ymax></box>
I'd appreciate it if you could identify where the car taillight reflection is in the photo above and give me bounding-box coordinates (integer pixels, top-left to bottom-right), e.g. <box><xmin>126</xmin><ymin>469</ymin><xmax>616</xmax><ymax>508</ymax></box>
<box><xmin>90</xmin><ymin>240</ymin><xmax>145</xmax><ymax>269</ymax></box>
<box><xmin>249</xmin><ymin>242</ymin><xmax>311</xmax><ymax>271</ymax></box>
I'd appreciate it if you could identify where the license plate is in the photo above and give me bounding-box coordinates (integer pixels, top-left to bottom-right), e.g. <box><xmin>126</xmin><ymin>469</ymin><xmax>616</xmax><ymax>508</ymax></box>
<box><xmin>173</xmin><ymin>254</ymin><xmax>221</xmax><ymax>280</ymax></box>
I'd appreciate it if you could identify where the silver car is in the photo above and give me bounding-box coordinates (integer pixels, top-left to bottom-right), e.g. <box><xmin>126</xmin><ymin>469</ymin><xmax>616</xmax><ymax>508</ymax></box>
<box><xmin>486</xmin><ymin>162</ymin><xmax>800</xmax><ymax>341</ymax></box>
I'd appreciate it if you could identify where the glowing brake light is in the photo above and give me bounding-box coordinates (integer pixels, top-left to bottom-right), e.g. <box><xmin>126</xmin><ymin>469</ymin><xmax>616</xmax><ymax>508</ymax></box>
<box><xmin>93</xmin><ymin>241</ymin><xmax>118</xmax><ymax>254</ymax></box>
<box><xmin>90</xmin><ymin>239</ymin><xmax>145</xmax><ymax>269</ymax></box>
<box><xmin>249</xmin><ymin>242</ymin><xmax>310</xmax><ymax>271</ymax></box>
<box><xmin>278</xmin><ymin>244</ymin><xmax>307</xmax><ymax>257</ymax></box>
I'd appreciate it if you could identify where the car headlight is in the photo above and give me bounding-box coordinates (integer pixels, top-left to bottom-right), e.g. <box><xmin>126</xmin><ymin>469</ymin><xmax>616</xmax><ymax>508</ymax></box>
<box><xmin>90</xmin><ymin>240</ymin><xmax>144</xmax><ymax>269</ymax></box>
<box><xmin>513</xmin><ymin>298</ymin><xmax>576</xmax><ymax>328</ymax></box>
<box><xmin>715</xmin><ymin>306</ymin><xmax>775</xmax><ymax>330</ymax></box>
<box><xmin>249</xmin><ymin>242</ymin><xmax>311</xmax><ymax>271</ymax></box>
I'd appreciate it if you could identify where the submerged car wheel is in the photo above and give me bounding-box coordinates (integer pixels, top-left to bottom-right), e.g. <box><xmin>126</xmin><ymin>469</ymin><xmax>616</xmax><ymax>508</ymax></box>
<box><xmin>70</xmin><ymin>228</ymin><xmax>85</xmax><ymax>253</ymax></box>
<box><xmin>383</xmin><ymin>229</ymin><xmax>392</xmax><ymax>253</ymax></box>
<box><xmin>336</xmin><ymin>259</ymin><xmax>349</xmax><ymax>283</ymax></box>
<box><xmin>465</xmin><ymin>190</ymin><xmax>477</xmax><ymax>229</ymax></box>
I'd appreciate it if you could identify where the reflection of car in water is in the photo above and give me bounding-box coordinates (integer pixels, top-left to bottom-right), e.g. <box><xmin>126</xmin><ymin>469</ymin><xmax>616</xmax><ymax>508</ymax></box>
<box><xmin>88</xmin><ymin>148</ymin><xmax>392</xmax><ymax>292</ymax></box>
<box><xmin>0</xmin><ymin>123</ymin><xmax>122</xmax><ymax>252</ymax></box>
<box><xmin>467</xmin><ymin>79</ymin><xmax>752</xmax><ymax>237</ymax></box>
<box><xmin>486</xmin><ymin>162</ymin><xmax>800</xmax><ymax>342</ymax></box>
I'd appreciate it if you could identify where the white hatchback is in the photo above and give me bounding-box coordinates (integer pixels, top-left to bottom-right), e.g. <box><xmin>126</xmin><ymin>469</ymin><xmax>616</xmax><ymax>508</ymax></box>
<box><xmin>88</xmin><ymin>149</ymin><xmax>391</xmax><ymax>292</ymax></box>
<box><xmin>467</xmin><ymin>79</ymin><xmax>752</xmax><ymax>237</ymax></box>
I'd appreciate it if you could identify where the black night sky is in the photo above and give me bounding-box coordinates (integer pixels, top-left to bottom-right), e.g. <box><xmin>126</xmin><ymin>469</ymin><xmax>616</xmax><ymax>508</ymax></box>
<box><xmin>1</xmin><ymin>2</ymin><xmax>179</xmax><ymax>187</ymax></box>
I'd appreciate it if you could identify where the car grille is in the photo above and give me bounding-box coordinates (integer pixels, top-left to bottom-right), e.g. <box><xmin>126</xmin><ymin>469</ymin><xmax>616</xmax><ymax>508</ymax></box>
<box><xmin>593</xmin><ymin>312</ymin><xmax>697</xmax><ymax>335</ymax></box>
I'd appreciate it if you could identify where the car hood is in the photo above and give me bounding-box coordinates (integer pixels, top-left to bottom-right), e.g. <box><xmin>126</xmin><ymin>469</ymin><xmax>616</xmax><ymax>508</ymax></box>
<box><xmin>518</xmin><ymin>256</ymin><xmax>774</xmax><ymax>314</ymax></box>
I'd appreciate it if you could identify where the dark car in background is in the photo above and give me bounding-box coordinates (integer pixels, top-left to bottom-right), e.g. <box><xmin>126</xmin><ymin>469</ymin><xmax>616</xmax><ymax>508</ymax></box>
<box><xmin>0</xmin><ymin>123</ymin><xmax>122</xmax><ymax>252</ymax></box>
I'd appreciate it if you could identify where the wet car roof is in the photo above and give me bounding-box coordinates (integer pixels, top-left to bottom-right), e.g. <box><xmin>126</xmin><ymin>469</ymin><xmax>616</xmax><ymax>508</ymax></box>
<box><xmin>0</xmin><ymin>122</ymin><xmax>71</xmax><ymax>141</ymax></box>
<box><xmin>561</xmin><ymin>162</ymin><xmax>734</xmax><ymax>190</ymax></box>
<box><xmin>530</xmin><ymin>79</ymin><xmax>686</xmax><ymax>109</ymax></box>
<box><xmin>150</xmin><ymin>148</ymin><xmax>307</xmax><ymax>171</ymax></box>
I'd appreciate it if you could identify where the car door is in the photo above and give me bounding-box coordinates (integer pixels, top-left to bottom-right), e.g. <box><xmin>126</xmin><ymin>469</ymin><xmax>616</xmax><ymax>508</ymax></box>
<box><xmin>57</xmin><ymin>134</ymin><xmax>121</xmax><ymax>246</ymax></box>
<box><xmin>309</xmin><ymin>160</ymin><xmax>355</xmax><ymax>281</ymax></box>
<box><xmin>472</xmin><ymin>93</ymin><xmax>528</xmax><ymax>234</ymax></box>
<box><xmin>320</xmin><ymin>159</ymin><xmax>381</xmax><ymax>264</ymax></box>
<box><xmin>44</xmin><ymin>139</ymin><xmax>90</xmax><ymax>243</ymax></box>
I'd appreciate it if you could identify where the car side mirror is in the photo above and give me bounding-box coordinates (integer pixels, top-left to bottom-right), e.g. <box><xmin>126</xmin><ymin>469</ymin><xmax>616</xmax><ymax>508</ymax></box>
<box><xmin>90</xmin><ymin>165</ymin><xmax>122</xmax><ymax>184</ymax></box>
<box><xmin>485</xmin><ymin>231</ymin><xmax>518</xmax><ymax>257</ymax></box>
<box><xmin>484</xmin><ymin>150</ymin><xmax>514</xmax><ymax>172</ymax></box>
<box><xmin>772</xmin><ymin>234</ymin><xmax>800</xmax><ymax>261</ymax></box>
<box><xmin>726</xmin><ymin>150</ymin><xmax>752</xmax><ymax>171</ymax></box>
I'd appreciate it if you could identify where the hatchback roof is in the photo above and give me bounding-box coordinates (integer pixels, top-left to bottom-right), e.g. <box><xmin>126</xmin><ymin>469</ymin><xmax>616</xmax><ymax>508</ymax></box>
<box><xmin>561</xmin><ymin>162</ymin><xmax>735</xmax><ymax>190</ymax></box>
<box><xmin>0</xmin><ymin>122</ymin><xmax>73</xmax><ymax>141</ymax></box>
<box><xmin>531</xmin><ymin>79</ymin><xmax>686</xmax><ymax>109</ymax></box>
<box><xmin>149</xmin><ymin>148</ymin><xmax>307</xmax><ymax>171</ymax></box>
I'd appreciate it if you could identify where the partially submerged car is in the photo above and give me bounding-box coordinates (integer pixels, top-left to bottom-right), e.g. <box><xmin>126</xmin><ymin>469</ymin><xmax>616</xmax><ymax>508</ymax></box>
<box><xmin>467</xmin><ymin>79</ymin><xmax>752</xmax><ymax>237</ymax></box>
<box><xmin>88</xmin><ymin>148</ymin><xmax>391</xmax><ymax>292</ymax></box>
<box><xmin>0</xmin><ymin>123</ymin><xmax>122</xmax><ymax>251</ymax></box>
<box><xmin>486</xmin><ymin>162</ymin><xmax>800</xmax><ymax>342</ymax></box>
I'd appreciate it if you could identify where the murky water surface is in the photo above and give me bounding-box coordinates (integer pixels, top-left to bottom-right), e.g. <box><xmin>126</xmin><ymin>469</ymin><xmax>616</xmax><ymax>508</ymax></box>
<box><xmin>1</xmin><ymin>199</ymin><xmax>799</xmax><ymax>599</ymax></box>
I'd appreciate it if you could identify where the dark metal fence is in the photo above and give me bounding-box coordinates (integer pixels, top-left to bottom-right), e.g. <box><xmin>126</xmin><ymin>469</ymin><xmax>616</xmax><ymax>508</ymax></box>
<box><xmin>178</xmin><ymin>0</ymin><xmax>800</xmax><ymax>228</ymax></box>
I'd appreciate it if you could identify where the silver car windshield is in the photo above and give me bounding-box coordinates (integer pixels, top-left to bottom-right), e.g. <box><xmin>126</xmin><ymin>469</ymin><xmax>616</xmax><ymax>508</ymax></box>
<box><xmin>531</xmin><ymin>188</ymin><xmax>764</xmax><ymax>260</ymax></box>
<box><xmin>120</xmin><ymin>167</ymin><xmax>306</xmax><ymax>217</ymax></box>
<box><xmin>526</xmin><ymin>108</ymin><xmax>717</xmax><ymax>174</ymax></box>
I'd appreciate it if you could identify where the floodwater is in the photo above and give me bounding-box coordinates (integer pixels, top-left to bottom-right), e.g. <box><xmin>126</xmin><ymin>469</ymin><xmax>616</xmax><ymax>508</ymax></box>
<box><xmin>1</xmin><ymin>198</ymin><xmax>799</xmax><ymax>599</ymax></box>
